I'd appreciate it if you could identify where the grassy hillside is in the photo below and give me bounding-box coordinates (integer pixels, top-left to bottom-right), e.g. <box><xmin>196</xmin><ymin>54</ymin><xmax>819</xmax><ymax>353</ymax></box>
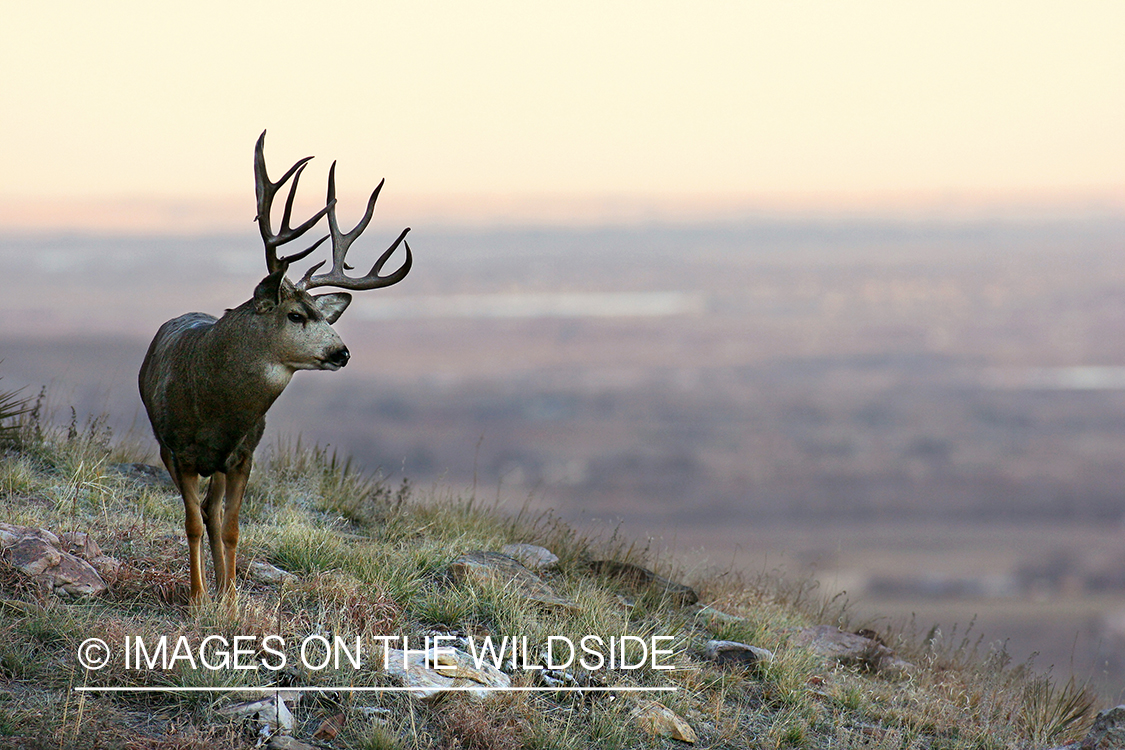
<box><xmin>0</xmin><ymin>398</ymin><xmax>1103</xmax><ymax>749</ymax></box>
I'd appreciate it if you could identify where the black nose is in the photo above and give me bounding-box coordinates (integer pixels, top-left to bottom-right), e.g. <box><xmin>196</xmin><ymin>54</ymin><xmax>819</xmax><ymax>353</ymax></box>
<box><xmin>327</xmin><ymin>346</ymin><xmax>350</xmax><ymax>368</ymax></box>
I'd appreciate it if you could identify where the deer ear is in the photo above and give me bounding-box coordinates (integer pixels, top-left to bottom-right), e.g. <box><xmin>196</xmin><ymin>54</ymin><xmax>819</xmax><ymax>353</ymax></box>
<box><xmin>253</xmin><ymin>271</ymin><xmax>286</xmax><ymax>313</ymax></box>
<box><xmin>312</xmin><ymin>292</ymin><xmax>352</xmax><ymax>324</ymax></box>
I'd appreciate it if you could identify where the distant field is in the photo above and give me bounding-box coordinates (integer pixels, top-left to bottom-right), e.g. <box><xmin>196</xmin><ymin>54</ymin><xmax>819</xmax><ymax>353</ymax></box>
<box><xmin>3</xmin><ymin>218</ymin><xmax>1125</xmax><ymax>700</ymax></box>
<box><xmin>633</xmin><ymin>520</ymin><xmax>1125</xmax><ymax>703</ymax></box>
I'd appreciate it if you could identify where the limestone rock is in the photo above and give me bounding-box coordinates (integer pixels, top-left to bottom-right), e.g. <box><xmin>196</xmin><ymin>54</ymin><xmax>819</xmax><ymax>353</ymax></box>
<box><xmin>0</xmin><ymin>526</ymin><xmax>19</xmax><ymax>548</ymax></box>
<box><xmin>88</xmin><ymin>555</ymin><xmax>121</xmax><ymax>585</ymax></box>
<box><xmin>590</xmin><ymin>560</ymin><xmax>698</xmax><ymax>606</ymax></box>
<box><xmin>51</xmin><ymin>551</ymin><xmax>108</xmax><ymax>597</ymax></box>
<box><xmin>794</xmin><ymin>626</ymin><xmax>913</xmax><ymax>675</ymax></box>
<box><xmin>57</xmin><ymin>532</ymin><xmax>120</xmax><ymax>584</ymax></box>
<box><xmin>451</xmin><ymin>551</ymin><xmax>577</xmax><ymax>611</ymax></box>
<box><xmin>58</xmin><ymin>531</ymin><xmax>102</xmax><ymax>559</ymax></box>
<box><xmin>221</xmin><ymin>693</ymin><xmax>296</xmax><ymax>732</ymax></box>
<box><xmin>8</xmin><ymin>537</ymin><xmax>61</xmax><ymax>576</ymax></box>
<box><xmin>381</xmin><ymin>643</ymin><xmax>511</xmax><ymax>700</ymax></box>
<box><xmin>1081</xmin><ymin>705</ymin><xmax>1125</xmax><ymax>750</ymax></box>
<box><xmin>0</xmin><ymin>524</ymin><xmax>109</xmax><ymax>598</ymax></box>
<box><xmin>631</xmin><ymin>700</ymin><xmax>697</xmax><ymax>743</ymax></box>
<box><xmin>0</xmin><ymin>524</ymin><xmax>60</xmax><ymax>550</ymax></box>
<box><xmin>703</xmin><ymin>639</ymin><xmax>775</xmax><ymax>668</ymax></box>
<box><xmin>500</xmin><ymin>543</ymin><xmax>559</xmax><ymax>571</ymax></box>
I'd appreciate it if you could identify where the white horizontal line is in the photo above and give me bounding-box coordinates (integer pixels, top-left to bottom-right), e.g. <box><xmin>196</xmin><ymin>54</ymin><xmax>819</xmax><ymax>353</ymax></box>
<box><xmin>74</xmin><ymin>685</ymin><xmax>677</xmax><ymax>693</ymax></box>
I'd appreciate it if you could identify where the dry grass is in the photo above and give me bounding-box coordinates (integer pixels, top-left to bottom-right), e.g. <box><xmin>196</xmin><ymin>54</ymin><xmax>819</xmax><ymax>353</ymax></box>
<box><xmin>0</xmin><ymin>407</ymin><xmax>1105</xmax><ymax>749</ymax></box>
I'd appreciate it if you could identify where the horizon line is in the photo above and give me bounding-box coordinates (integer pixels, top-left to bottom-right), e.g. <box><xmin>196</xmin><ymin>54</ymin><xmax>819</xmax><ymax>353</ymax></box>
<box><xmin>1</xmin><ymin>190</ymin><xmax>1123</xmax><ymax>236</ymax></box>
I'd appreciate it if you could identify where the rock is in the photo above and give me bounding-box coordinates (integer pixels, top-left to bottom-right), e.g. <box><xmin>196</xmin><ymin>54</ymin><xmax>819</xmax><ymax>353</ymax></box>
<box><xmin>794</xmin><ymin>626</ymin><xmax>913</xmax><ymax>675</ymax></box>
<box><xmin>703</xmin><ymin>640</ymin><xmax>775</xmax><ymax>667</ymax></box>
<box><xmin>50</xmin><ymin>551</ymin><xmax>109</xmax><ymax>597</ymax></box>
<box><xmin>590</xmin><ymin>560</ymin><xmax>698</xmax><ymax>606</ymax></box>
<box><xmin>450</xmin><ymin>551</ymin><xmax>577</xmax><ymax>611</ymax></box>
<box><xmin>693</xmin><ymin>604</ymin><xmax>748</xmax><ymax>626</ymax></box>
<box><xmin>631</xmin><ymin>700</ymin><xmax>697</xmax><ymax>744</ymax></box>
<box><xmin>221</xmin><ymin>696</ymin><xmax>274</xmax><ymax>719</ymax></box>
<box><xmin>242</xmin><ymin>560</ymin><xmax>297</xmax><ymax>585</ymax></box>
<box><xmin>87</xmin><ymin>555</ymin><xmax>121</xmax><ymax>585</ymax></box>
<box><xmin>500</xmin><ymin>543</ymin><xmax>559</xmax><ymax>571</ymax></box>
<box><xmin>58</xmin><ymin>531</ymin><xmax>102</xmax><ymax>559</ymax></box>
<box><xmin>7</xmin><ymin>537</ymin><xmax>61</xmax><ymax>576</ymax></box>
<box><xmin>221</xmin><ymin>693</ymin><xmax>295</xmax><ymax>732</ymax></box>
<box><xmin>0</xmin><ymin>524</ymin><xmax>60</xmax><ymax>550</ymax></box>
<box><xmin>1081</xmin><ymin>705</ymin><xmax>1125</xmax><ymax>750</ymax></box>
<box><xmin>0</xmin><ymin>525</ymin><xmax>109</xmax><ymax>598</ymax></box>
<box><xmin>380</xmin><ymin>643</ymin><xmax>511</xmax><ymax>700</ymax></box>
<box><xmin>0</xmin><ymin>526</ymin><xmax>19</xmax><ymax>548</ymax></box>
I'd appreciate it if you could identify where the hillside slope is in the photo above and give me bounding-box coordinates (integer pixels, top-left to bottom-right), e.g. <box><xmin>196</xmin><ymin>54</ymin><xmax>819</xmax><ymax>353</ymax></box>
<box><xmin>0</xmin><ymin>409</ymin><xmax>1109</xmax><ymax>749</ymax></box>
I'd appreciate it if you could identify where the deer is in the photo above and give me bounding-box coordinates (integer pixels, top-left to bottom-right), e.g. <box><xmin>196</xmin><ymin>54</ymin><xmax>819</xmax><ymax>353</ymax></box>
<box><xmin>139</xmin><ymin>131</ymin><xmax>412</xmax><ymax>606</ymax></box>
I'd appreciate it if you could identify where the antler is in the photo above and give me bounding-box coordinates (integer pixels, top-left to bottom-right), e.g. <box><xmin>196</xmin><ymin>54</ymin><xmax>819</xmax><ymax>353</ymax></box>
<box><xmin>293</xmin><ymin>161</ymin><xmax>412</xmax><ymax>292</ymax></box>
<box><xmin>254</xmin><ymin>130</ymin><xmax>334</xmax><ymax>274</ymax></box>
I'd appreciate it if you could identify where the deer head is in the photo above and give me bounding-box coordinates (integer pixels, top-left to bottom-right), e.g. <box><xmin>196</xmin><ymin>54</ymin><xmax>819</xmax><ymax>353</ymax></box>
<box><xmin>248</xmin><ymin>129</ymin><xmax>413</xmax><ymax>372</ymax></box>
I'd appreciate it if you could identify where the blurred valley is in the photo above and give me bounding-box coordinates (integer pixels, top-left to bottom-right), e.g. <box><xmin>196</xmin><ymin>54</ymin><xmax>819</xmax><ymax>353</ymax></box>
<box><xmin>2</xmin><ymin>216</ymin><xmax>1125</xmax><ymax>699</ymax></box>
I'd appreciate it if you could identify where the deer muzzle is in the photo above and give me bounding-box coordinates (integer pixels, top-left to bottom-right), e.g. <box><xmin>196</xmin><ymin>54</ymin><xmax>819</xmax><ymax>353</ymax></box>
<box><xmin>324</xmin><ymin>346</ymin><xmax>350</xmax><ymax>370</ymax></box>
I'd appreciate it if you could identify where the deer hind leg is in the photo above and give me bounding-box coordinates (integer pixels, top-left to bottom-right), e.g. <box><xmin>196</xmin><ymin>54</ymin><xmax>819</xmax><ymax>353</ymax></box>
<box><xmin>159</xmin><ymin>446</ymin><xmax>181</xmax><ymax>493</ymax></box>
<box><xmin>202</xmin><ymin>473</ymin><xmax>227</xmax><ymax>598</ymax></box>
<box><xmin>218</xmin><ymin>454</ymin><xmax>252</xmax><ymax>603</ymax></box>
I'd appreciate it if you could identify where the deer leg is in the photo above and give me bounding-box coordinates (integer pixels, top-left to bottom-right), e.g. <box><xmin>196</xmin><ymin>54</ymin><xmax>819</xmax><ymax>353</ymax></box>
<box><xmin>219</xmin><ymin>455</ymin><xmax>251</xmax><ymax>602</ymax></box>
<box><xmin>202</xmin><ymin>474</ymin><xmax>226</xmax><ymax>597</ymax></box>
<box><xmin>159</xmin><ymin>445</ymin><xmax>181</xmax><ymax>493</ymax></box>
<box><xmin>172</xmin><ymin>469</ymin><xmax>207</xmax><ymax>606</ymax></box>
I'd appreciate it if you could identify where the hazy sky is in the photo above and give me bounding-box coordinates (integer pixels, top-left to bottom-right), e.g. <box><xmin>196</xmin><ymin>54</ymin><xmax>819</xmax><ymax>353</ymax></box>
<box><xmin>2</xmin><ymin>2</ymin><xmax>1123</xmax><ymax>230</ymax></box>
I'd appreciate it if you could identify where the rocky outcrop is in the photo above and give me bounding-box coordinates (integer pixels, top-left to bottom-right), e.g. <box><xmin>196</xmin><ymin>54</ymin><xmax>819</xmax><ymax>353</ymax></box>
<box><xmin>1080</xmin><ymin>705</ymin><xmax>1125</xmax><ymax>750</ymax></box>
<box><xmin>590</xmin><ymin>560</ymin><xmax>698</xmax><ymax>606</ymax></box>
<box><xmin>500</xmin><ymin>543</ymin><xmax>559</xmax><ymax>571</ymax></box>
<box><xmin>451</xmin><ymin>551</ymin><xmax>577</xmax><ymax>610</ymax></box>
<box><xmin>794</xmin><ymin>626</ymin><xmax>914</xmax><ymax>676</ymax></box>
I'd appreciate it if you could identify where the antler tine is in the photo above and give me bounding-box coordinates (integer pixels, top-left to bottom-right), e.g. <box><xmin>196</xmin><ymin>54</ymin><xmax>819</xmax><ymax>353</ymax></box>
<box><xmin>294</xmin><ymin>161</ymin><xmax>412</xmax><ymax>292</ymax></box>
<box><xmin>254</xmin><ymin>130</ymin><xmax>334</xmax><ymax>273</ymax></box>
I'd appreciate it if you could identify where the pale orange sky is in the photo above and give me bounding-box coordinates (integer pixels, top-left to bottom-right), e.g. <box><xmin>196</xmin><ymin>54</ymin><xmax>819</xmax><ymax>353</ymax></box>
<box><xmin>2</xmin><ymin>2</ymin><xmax>1123</xmax><ymax>231</ymax></box>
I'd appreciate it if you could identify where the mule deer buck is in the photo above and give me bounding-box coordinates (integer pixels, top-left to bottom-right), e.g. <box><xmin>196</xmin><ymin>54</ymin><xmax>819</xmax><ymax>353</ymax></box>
<box><xmin>139</xmin><ymin>131</ymin><xmax>412</xmax><ymax>605</ymax></box>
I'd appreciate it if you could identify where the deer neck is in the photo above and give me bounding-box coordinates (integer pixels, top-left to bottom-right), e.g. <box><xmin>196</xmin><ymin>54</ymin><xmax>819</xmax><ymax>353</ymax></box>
<box><xmin>205</xmin><ymin>305</ymin><xmax>296</xmax><ymax>408</ymax></box>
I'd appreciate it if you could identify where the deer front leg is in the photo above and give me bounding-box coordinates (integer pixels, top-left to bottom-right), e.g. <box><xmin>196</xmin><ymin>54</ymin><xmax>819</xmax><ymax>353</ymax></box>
<box><xmin>218</xmin><ymin>455</ymin><xmax>252</xmax><ymax>602</ymax></box>
<box><xmin>174</xmin><ymin>471</ymin><xmax>207</xmax><ymax>606</ymax></box>
<box><xmin>202</xmin><ymin>474</ymin><xmax>227</xmax><ymax>597</ymax></box>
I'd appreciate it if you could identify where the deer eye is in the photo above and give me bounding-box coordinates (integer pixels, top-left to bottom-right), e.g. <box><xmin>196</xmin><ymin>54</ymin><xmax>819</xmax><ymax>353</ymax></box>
<box><xmin>287</xmin><ymin>312</ymin><xmax>305</xmax><ymax>324</ymax></box>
